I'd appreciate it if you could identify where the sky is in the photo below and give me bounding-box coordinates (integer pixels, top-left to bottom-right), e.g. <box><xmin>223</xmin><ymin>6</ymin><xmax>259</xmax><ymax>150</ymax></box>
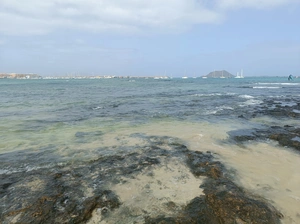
<box><xmin>0</xmin><ymin>0</ymin><xmax>299</xmax><ymax>77</ymax></box>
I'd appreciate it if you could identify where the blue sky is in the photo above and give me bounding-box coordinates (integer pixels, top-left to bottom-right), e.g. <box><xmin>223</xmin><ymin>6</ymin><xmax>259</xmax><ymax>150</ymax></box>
<box><xmin>0</xmin><ymin>0</ymin><xmax>299</xmax><ymax>77</ymax></box>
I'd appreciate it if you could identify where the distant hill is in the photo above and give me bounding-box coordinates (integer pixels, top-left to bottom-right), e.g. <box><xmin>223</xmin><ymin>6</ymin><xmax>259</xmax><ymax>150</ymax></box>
<box><xmin>202</xmin><ymin>70</ymin><xmax>234</xmax><ymax>78</ymax></box>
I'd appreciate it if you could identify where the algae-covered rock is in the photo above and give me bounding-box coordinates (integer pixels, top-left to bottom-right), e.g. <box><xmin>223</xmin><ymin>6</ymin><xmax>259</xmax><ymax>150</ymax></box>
<box><xmin>0</xmin><ymin>135</ymin><xmax>283</xmax><ymax>224</ymax></box>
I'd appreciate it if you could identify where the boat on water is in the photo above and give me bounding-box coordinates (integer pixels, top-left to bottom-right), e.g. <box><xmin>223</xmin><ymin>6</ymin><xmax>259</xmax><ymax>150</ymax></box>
<box><xmin>235</xmin><ymin>69</ymin><xmax>244</xmax><ymax>78</ymax></box>
<box><xmin>220</xmin><ymin>70</ymin><xmax>226</xmax><ymax>78</ymax></box>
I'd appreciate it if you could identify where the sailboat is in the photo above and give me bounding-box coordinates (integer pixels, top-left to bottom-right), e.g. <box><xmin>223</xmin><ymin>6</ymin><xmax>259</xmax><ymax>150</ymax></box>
<box><xmin>235</xmin><ymin>69</ymin><xmax>244</xmax><ymax>78</ymax></box>
<box><xmin>182</xmin><ymin>70</ymin><xmax>188</xmax><ymax>79</ymax></box>
<box><xmin>220</xmin><ymin>70</ymin><xmax>225</xmax><ymax>78</ymax></box>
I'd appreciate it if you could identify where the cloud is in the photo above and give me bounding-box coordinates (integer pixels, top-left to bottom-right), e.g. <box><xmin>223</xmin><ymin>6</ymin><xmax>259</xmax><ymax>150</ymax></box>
<box><xmin>0</xmin><ymin>0</ymin><xmax>221</xmax><ymax>36</ymax></box>
<box><xmin>0</xmin><ymin>0</ymin><xmax>298</xmax><ymax>36</ymax></box>
<box><xmin>0</xmin><ymin>39</ymin><xmax>5</xmax><ymax>45</ymax></box>
<box><xmin>216</xmin><ymin>0</ymin><xmax>298</xmax><ymax>10</ymax></box>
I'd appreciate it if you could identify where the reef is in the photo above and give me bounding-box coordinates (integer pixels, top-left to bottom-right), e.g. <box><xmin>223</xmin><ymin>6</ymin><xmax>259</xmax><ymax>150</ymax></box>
<box><xmin>0</xmin><ymin>135</ymin><xmax>283</xmax><ymax>224</ymax></box>
<box><xmin>232</xmin><ymin>98</ymin><xmax>300</xmax><ymax>151</ymax></box>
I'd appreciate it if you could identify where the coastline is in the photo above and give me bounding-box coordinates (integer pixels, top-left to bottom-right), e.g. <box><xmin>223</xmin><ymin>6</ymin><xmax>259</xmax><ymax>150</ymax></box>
<box><xmin>1</xmin><ymin>78</ymin><xmax>300</xmax><ymax>223</ymax></box>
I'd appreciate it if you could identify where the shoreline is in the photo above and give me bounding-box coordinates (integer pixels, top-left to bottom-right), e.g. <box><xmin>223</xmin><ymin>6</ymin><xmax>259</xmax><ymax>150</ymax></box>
<box><xmin>1</xmin><ymin>78</ymin><xmax>300</xmax><ymax>223</ymax></box>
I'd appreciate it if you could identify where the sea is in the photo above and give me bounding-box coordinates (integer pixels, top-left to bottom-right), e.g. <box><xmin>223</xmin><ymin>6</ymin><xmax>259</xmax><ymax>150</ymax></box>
<box><xmin>1</xmin><ymin>77</ymin><xmax>300</xmax><ymax>223</ymax></box>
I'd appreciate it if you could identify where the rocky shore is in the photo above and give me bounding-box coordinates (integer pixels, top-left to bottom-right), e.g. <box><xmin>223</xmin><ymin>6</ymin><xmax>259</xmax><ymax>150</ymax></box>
<box><xmin>1</xmin><ymin>134</ymin><xmax>283</xmax><ymax>224</ymax></box>
<box><xmin>1</xmin><ymin>97</ymin><xmax>300</xmax><ymax>223</ymax></box>
<box><xmin>232</xmin><ymin>98</ymin><xmax>300</xmax><ymax>152</ymax></box>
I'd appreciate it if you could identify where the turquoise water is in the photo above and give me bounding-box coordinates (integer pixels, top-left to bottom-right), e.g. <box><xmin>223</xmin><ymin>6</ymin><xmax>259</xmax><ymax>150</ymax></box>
<box><xmin>1</xmin><ymin>77</ymin><xmax>300</xmax><ymax>223</ymax></box>
<box><xmin>1</xmin><ymin>76</ymin><xmax>300</xmax><ymax>163</ymax></box>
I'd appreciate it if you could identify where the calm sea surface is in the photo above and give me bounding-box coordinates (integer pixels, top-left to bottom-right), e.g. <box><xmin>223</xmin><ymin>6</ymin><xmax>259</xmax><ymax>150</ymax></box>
<box><xmin>1</xmin><ymin>77</ymin><xmax>300</xmax><ymax>223</ymax></box>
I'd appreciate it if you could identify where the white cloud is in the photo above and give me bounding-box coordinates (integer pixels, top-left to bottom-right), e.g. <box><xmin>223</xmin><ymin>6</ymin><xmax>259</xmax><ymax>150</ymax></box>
<box><xmin>0</xmin><ymin>39</ymin><xmax>6</xmax><ymax>45</ymax></box>
<box><xmin>0</xmin><ymin>0</ymin><xmax>298</xmax><ymax>36</ymax></box>
<box><xmin>0</xmin><ymin>0</ymin><xmax>221</xmax><ymax>35</ymax></box>
<box><xmin>216</xmin><ymin>0</ymin><xmax>299</xmax><ymax>10</ymax></box>
<box><xmin>0</xmin><ymin>12</ymin><xmax>54</xmax><ymax>35</ymax></box>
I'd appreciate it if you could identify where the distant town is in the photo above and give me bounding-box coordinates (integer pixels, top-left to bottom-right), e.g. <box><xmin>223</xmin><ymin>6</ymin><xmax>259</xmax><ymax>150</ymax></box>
<box><xmin>0</xmin><ymin>70</ymin><xmax>240</xmax><ymax>79</ymax></box>
<box><xmin>0</xmin><ymin>71</ymin><xmax>296</xmax><ymax>80</ymax></box>
<box><xmin>0</xmin><ymin>73</ymin><xmax>173</xmax><ymax>80</ymax></box>
<box><xmin>0</xmin><ymin>73</ymin><xmax>41</xmax><ymax>79</ymax></box>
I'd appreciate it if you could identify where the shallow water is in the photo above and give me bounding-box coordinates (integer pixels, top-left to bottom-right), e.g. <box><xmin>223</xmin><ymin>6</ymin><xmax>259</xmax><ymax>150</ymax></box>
<box><xmin>1</xmin><ymin>77</ymin><xmax>300</xmax><ymax>223</ymax></box>
<box><xmin>100</xmin><ymin>120</ymin><xmax>300</xmax><ymax>223</ymax></box>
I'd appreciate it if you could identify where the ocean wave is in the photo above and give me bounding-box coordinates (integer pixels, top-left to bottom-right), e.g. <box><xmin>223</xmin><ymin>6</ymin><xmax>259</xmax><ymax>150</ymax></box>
<box><xmin>256</xmin><ymin>83</ymin><xmax>300</xmax><ymax>86</ymax></box>
<box><xmin>293</xmin><ymin>109</ymin><xmax>300</xmax><ymax>114</ymax></box>
<box><xmin>192</xmin><ymin>93</ymin><xmax>222</xmax><ymax>97</ymax></box>
<box><xmin>204</xmin><ymin>106</ymin><xmax>234</xmax><ymax>115</ymax></box>
<box><xmin>239</xmin><ymin>99</ymin><xmax>263</xmax><ymax>107</ymax></box>
<box><xmin>0</xmin><ymin>164</ymin><xmax>55</xmax><ymax>175</ymax></box>
<box><xmin>238</xmin><ymin>86</ymin><xmax>253</xmax><ymax>89</ymax></box>
<box><xmin>239</xmin><ymin>95</ymin><xmax>254</xmax><ymax>99</ymax></box>
<box><xmin>253</xmin><ymin>86</ymin><xmax>282</xmax><ymax>89</ymax></box>
<box><xmin>192</xmin><ymin>93</ymin><xmax>236</xmax><ymax>97</ymax></box>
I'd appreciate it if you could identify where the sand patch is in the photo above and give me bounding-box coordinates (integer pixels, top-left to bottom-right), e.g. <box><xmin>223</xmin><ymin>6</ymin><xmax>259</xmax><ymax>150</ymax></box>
<box><xmin>209</xmin><ymin>141</ymin><xmax>300</xmax><ymax>224</ymax></box>
<box><xmin>88</xmin><ymin>158</ymin><xmax>205</xmax><ymax>223</ymax></box>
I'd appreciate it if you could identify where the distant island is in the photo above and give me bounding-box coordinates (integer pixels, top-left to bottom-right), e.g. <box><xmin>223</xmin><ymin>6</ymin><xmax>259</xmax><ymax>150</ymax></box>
<box><xmin>202</xmin><ymin>70</ymin><xmax>234</xmax><ymax>78</ymax></box>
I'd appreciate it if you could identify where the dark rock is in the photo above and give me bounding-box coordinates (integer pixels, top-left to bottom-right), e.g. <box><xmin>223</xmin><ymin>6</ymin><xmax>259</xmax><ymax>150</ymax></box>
<box><xmin>229</xmin><ymin>125</ymin><xmax>300</xmax><ymax>151</ymax></box>
<box><xmin>0</xmin><ymin>136</ymin><xmax>283</xmax><ymax>224</ymax></box>
<box><xmin>75</xmin><ymin>131</ymin><xmax>103</xmax><ymax>138</ymax></box>
<box><xmin>253</xmin><ymin>99</ymin><xmax>300</xmax><ymax>119</ymax></box>
<box><xmin>228</xmin><ymin>129</ymin><xmax>258</xmax><ymax>143</ymax></box>
<box><xmin>202</xmin><ymin>179</ymin><xmax>283</xmax><ymax>224</ymax></box>
<box><xmin>186</xmin><ymin>151</ymin><xmax>223</xmax><ymax>179</ymax></box>
<box><xmin>145</xmin><ymin>215</ymin><xmax>177</xmax><ymax>224</ymax></box>
<box><xmin>147</xmin><ymin>144</ymin><xmax>282</xmax><ymax>224</ymax></box>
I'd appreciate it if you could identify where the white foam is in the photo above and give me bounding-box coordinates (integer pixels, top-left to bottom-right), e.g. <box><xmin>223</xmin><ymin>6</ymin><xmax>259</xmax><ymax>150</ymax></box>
<box><xmin>219</xmin><ymin>106</ymin><xmax>234</xmax><ymax>110</ymax></box>
<box><xmin>204</xmin><ymin>110</ymin><xmax>218</xmax><ymax>115</ymax></box>
<box><xmin>192</xmin><ymin>93</ymin><xmax>236</xmax><ymax>97</ymax></box>
<box><xmin>240</xmin><ymin>99</ymin><xmax>263</xmax><ymax>106</ymax></box>
<box><xmin>0</xmin><ymin>169</ymin><xmax>9</xmax><ymax>175</ymax></box>
<box><xmin>253</xmin><ymin>86</ymin><xmax>281</xmax><ymax>89</ymax></box>
<box><xmin>292</xmin><ymin>136</ymin><xmax>300</xmax><ymax>142</ymax></box>
<box><xmin>192</xmin><ymin>93</ymin><xmax>222</xmax><ymax>97</ymax></box>
<box><xmin>257</xmin><ymin>83</ymin><xmax>300</xmax><ymax>86</ymax></box>
<box><xmin>239</xmin><ymin>95</ymin><xmax>254</xmax><ymax>99</ymax></box>
<box><xmin>292</xmin><ymin>109</ymin><xmax>300</xmax><ymax>114</ymax></box>
<box><xmin>204</xmin><ymin>106</ymin><xmax>234</xmax><ymax>115</ymax></box>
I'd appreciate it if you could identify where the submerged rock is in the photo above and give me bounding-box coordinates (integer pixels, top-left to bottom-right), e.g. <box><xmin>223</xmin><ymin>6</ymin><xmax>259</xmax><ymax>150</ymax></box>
<box><xmin>228</xmin><ymin>98</ymin><xmax>300</xmax><ymax>151</ymax></box>
<box><xmin>229</xmin><ymin>125</ymin><xmax>300</xmax><ymax>151</ymax></box>
<box><xmin>0</xmin><ymin>135</ymin><xmax>283</xmax><ymax>224</ymax></box>
<box><xmin>146</xmin><ymin>150</ymin><xmax>282</xmax><ymax>224</ymax></box>
<box><xmin>257</xmin><ymin>99</ymin><xmax>300</xmax><ymax>119</ymax></box>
